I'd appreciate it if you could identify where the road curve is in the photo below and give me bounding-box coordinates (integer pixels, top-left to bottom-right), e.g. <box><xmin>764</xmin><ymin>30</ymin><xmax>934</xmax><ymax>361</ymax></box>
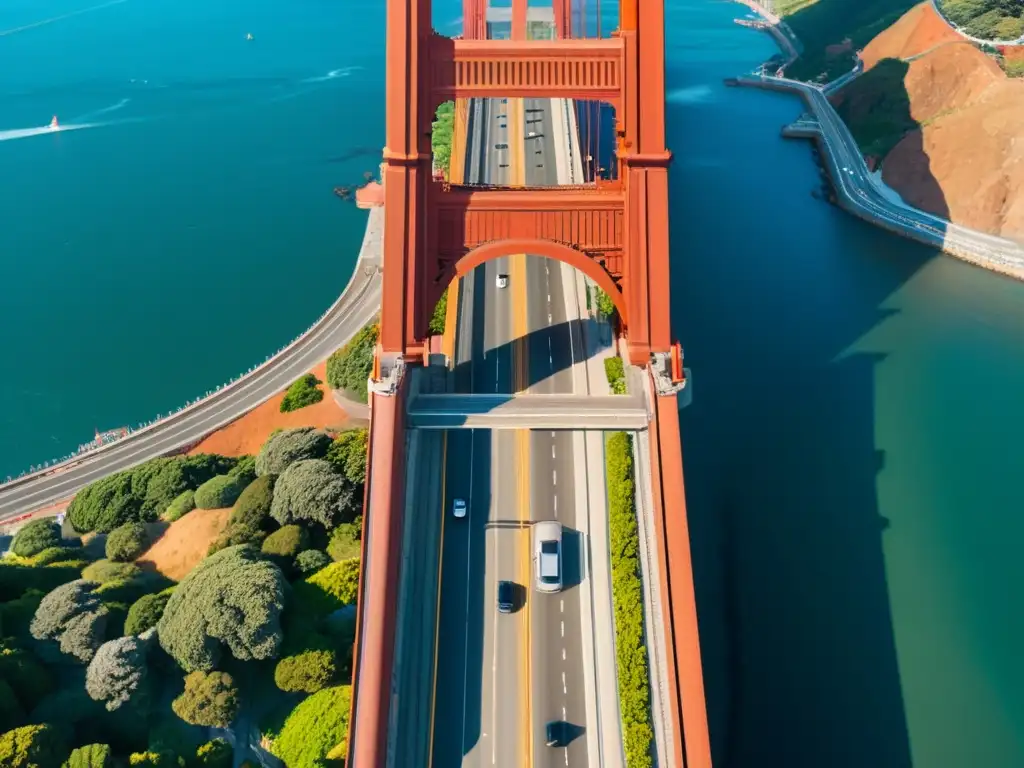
<box><xmin>0</xmin><ymin>209</ymin><xmax>383</xmax><ymax>520</ymax></box>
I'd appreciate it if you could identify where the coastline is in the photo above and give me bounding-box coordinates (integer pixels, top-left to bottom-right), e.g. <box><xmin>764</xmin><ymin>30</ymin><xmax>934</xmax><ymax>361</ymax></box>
<box><xmin>732</xmin><ymin>1</ymin><xmax>1024</xmax><ymax>283</ymax></box>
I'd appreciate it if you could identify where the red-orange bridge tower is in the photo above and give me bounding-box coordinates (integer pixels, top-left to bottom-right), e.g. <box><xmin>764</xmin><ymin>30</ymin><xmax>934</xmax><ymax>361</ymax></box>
<box><xmin>347</xmin><ymin>1</ymin><xmax>712</xmax><ymax>767</ymax></box>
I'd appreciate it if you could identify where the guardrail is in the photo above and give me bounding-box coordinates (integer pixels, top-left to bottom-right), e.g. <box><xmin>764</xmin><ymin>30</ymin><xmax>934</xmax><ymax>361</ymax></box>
<box><xmin>0</xmin><ymin>238</ymin><xmax>378</xmax><ymax>491</ymax></box>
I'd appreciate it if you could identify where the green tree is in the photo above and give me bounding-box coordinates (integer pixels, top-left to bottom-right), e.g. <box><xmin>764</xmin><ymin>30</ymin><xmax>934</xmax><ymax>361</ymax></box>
<box><xmin>105</xmin><ymin>522</ymin><xmax>150</xmax><ymax>563</ymax></box>
<box><xmin>30</xmin><ymin>547</ymin><xmax>86</xmax><ymax>566</ymax></box>
<box><xmin>30</xmin><ymin>580</ymin><xmax>101</xmax><ymax>642</ymax></box>
<box><xmin>162</xmin><ymin>491</ymin><xmax>195</xmax><ymax>523</ymax></box>
<box><xmin>294</xmin><ymin>550</ymin><xmax>331</xmax><ymax>575</ymax></box>
<box><xmin>0</xmin><ymin>643</ymin><xmax>54</xmax><ymax>712</ymax></box>
<box><xmin>193</xmin><ymin>739</ymin><xmax>232</xmax><ymax>768</ymax></box>
<box><xmin>62</xmin><ymin>743</ymin><xmax>113</xmax><ymax>768</ymax></box>
<box><xmin>255</xmin><ymin>427</ymin><xmax>332</xmax><ymax>477</ymax></box>
<box><xmin>206</xmin><ymin>524</ymin><xmax>266</xmax><ymax>557</ymax></box>
<box><xmin>274</xmin><ymin>648</ymin><xmax>337</xmax><ymax>694</ymax></box>
<box><xmin>123</xmin><ymin>589</ymin><xmax>174</xmax><ymax>635</ymax></box>
<box><xmin>261</xmin><ymin>525</ymin><xmax>310</xmax><ymax>562</ymax></box>
<box><xmin>11</xmin><ymin>520</ymin><xmax>62</xmax><ymax>558</ymax></box>
<box><xmin>86</xmin><ymin>633</ymin><xmax>152</xmax><ymax>711</ymax></box>
<box><xmin>280</xmin><ymin>374</ymin><xmax>325</xmax><ymax>413</ymax></box>
<box><xmin>229</xmin><ymin>474</ymin><xmax>275</xmax><ymax>530</ymax></box>
<box><xmin>171</xmin><ymin>671</ymin><xmax>239</xmax><ymax>728</ymax></box>
<box><xmin>271</xmin><ymin>685</ymin><xmax>351</xmax><ymax>768</ymax></box>
<box><xmin>431</xmin><ymin>100</ymin><xmax>455</xmax><ymax>176</ymax></box>
<box><xmin>325</xmin><ymin>428</ymin><xmax>368</xmax><ymax>486</ymax></box>
<box><xmin>82</xmin><ymin>561</ymin><xmax>140</xmax><ymax>584</ymax></box>
<box><xmin>59</xmin><ymin>608</ymin><xmax>109</xmax><ymax>663</ymax></box>
<box><xmin>271</xmin><ymin>460</ymin><xmax>356</xmax><ymax>529</ymax></box>
<box><xmin>325</xmin><ymin>321</ymin><xmax>379</xmax><ymax>403</ymax></box>
<box><xmin>0</xmin><ymin>724</ymin><xmax>66</xmax><ymax>768</ymax></box>
<box><xmin>428</xmin><ymin>288</ymin><xmax>448</xmax><ymax>335</ymax></box>
<box><xmin>193</xmin><ymin>475</ymin><xmax>246</xmax><ymax>510</ymax></box>
<box><xmin>604</xmin><ymin>356</ymin><xmax>626</xmax><ymax>394</ymax></box>
<box><xmin>157</xmin><ymin>546</ymin><xmax>287</xmax><ymax>672</ymax></box>
<box><xmin>327</xmin><ymin>519</ymin><xmax>362</xmax><ymax>562</ymax></box>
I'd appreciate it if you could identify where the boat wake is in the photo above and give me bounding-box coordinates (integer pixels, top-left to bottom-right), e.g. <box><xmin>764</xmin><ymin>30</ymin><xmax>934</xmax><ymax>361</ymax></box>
<box><xmin>0</xmin><ymin>0</ymin><xmax>130</xmax><ymax>38</ymax></box>
<box><xmin>300</xmin><ymin>66</ymin><xmax>362</xmax><ymax>84</ymax></box>
<box><xmin>0</xmin><ymin>122</ymin><xmax>103</xmax><ymax>142</ymax></box>
<box><xmin>71</xmin><ymin>98</ymin><xmax>130</xmax><ymax>122</ymax></box>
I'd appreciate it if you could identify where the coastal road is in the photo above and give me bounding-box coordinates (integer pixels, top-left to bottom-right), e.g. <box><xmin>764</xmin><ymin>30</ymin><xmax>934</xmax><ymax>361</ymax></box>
<box><xmin>750</xmin><ymin>74</ymin><xmax>1024</xmax><ymax>271</ymax></box>
<box><xmin>0</xmin><ymin>214</ymin><xmax>383</xmax><ymax>520</ymax></box>
<box><xmin>428</xmin><ymin>94</ymin><xmax>592</xmax><ymax>768</ymax></box>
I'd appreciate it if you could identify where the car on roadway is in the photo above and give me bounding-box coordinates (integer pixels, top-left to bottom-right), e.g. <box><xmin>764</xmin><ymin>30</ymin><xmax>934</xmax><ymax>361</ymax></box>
<box><xmin>545</xmin><ymin>720</ymin><xmax>571</xmax><ymax>747</ymax></box>
<box><xmin>532</xmin><ymin>520</ymin><xmax>562</xmax><ymax>593</ymax></box>
<box><xmin>496</xmin><ymin>274</ymin><xmax>508</xmax><ymax>289</ymax></box>
<box><xmin>495</xmin><ymin>142</ymin><xmax>508</xmax><ymax>150</ymax></box>
<box><xmin>528</xmin><ymin>131</ymin><xmax>536</xmax><ymax>137</ymax></box>
<box><xmin>452</xmin><ymin>498</ymin><xmax>467</xmax><ymax>518</ymax></box>
<box><xmin>497</xmin><ymin>580</ymin><xmax>515</xmax><ymax>613</ymax></box>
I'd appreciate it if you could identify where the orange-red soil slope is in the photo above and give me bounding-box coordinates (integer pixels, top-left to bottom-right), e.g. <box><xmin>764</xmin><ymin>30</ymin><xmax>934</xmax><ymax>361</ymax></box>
<box><xmin>859</xmin><ymin>3</ymin><xmax>1024</xmax><ymax>240</ymax></box>
<box><xmin>136</xmin><ymin>508</ymin><xmax>231</xmax><ymax>580</ymax></box>
<box><xmin>188</xmin><ymin>361</ymin><xmax>348</xmax><ymax>458</ymax></box>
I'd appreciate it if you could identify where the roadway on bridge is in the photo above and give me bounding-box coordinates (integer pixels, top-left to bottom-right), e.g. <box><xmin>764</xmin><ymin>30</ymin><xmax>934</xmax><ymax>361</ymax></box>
<box><xmin>429</xmin><ymin>94</ymin><xmax>591</xmax><ymax>768</ymax></box>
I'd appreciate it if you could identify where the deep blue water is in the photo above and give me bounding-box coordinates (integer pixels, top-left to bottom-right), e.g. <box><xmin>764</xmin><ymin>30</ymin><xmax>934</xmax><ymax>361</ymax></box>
<box><xmin>3</xmin><ymin>0</ymin><xmax>1024</xmax><ymax>764</ymax></box>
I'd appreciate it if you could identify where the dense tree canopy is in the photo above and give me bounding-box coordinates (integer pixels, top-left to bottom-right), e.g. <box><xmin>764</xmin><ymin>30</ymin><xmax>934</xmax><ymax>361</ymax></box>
<box><xmin>193</xmin><ymin>475</ymin><xmax>247</xmax><ymax>510</ymax></box>
<box><xmin>0</xmin><ymin>724</ymin><xmax>65</xmax><ymax>768</ymax></box>
<box><xmin>171</xmin><ymin>671</ymin><xmax>239</xmax><ymax>728</ymax></box>
<box><xmin>64</xmin><ymin>743</ymin><xmax>114</xmax><ymax>768</ymax></box>
<box><xmin>271</xmin><ymin>685</ymin><xmax>351</xmax><ymax>768</ymax></box>
<box><xmin>271</xmin><ymin>459</ymin><xmax>356</xmax><ymax>529</ymax></box>
<box><xmin>294</xmin><ymin>550</ymin><xmax>331</xmax><ymax>576</ymax></box>
<box><xmin>68</xmin><ymin>455</ymin><xmax>237</xmax><ymax>533</ymax></box>
<box><xmin>157</xmin><ymin>546</ymin><xmax>287</xmax><ymax>672</ymax></box>
<box><xmin>86</xmin><ymin>633</ymin><xmax>152</xmax><ymax>711</ymax></box>
<box><xmin>228</xmin><ymin>474</ymin><xmax>275</xmax><ymax>530</ymax></box>
<box><xmin>327</xmin><ymin>519</ymin><xmax>361</xmax><ymax>562</ymax></box>
<box><xmin>255</xmin><ymin>427</ymin><xmax>331</xmax><ymax>477</ymax></box>
<box><xmin>11</xmin><ymin>519</ymin><xmax>62</xmax><ymax>558</ymax></box>
<box><xmin>30</xmin><ymin>579</ymin><xmax>101</xmax><ymax>641</ymax></box>
<box><xmin>325</xmin><ymin>428</ymin><xmax>368</xmax><ymax>486</ymax></box>
<box><xmin>161</xmin><ymin>491</ymin><xmax>195</xmax><ymax>523</ymax></box>
<box><xmin>105</xmin><ymin>522</ymin><xmax>150</xmax><ymax>562</ymax></box>
<box><xmin>261</xmin><ymin>525</ymin><xmax>309</xmax><ymax>562</ymax></box>
<box><xmin>123</xmin><ymin>589</ymin><xmax>174</xmax><ymax>635</ymax></box>
<box><xmin>325</xmin><ymin>321</ymin><xmax>379</xmax><ymax>403</ymax></box>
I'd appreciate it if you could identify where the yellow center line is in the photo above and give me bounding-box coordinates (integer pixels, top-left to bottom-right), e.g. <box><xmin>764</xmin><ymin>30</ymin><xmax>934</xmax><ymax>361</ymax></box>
<box><xmin>426</xmin><ymin>433</ymin><xmax>448</xmax><ymax>768</ymax></box>
<box><xmin>508</xmin><ymin>93</ymin><xmax>534</xmax><ymax>768</ymax></box>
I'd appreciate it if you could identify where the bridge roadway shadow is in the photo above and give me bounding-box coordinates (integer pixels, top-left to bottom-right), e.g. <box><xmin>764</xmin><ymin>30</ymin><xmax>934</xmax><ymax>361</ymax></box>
<box><xmin>665</xmin><ymin>20</ymin><xmax>953</xmax><ymax>765</ymax></box>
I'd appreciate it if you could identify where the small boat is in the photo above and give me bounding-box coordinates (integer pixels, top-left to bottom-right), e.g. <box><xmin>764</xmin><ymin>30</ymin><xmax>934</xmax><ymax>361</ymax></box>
<box><xmin>246</xmin><ymin>32</ymin><xmax>254</xmax><ymax>40</ymax></box>
<box><xmin>49</xmin><ymin>115</ymin><xmax>59</xmax><ymax>130</ymax></box>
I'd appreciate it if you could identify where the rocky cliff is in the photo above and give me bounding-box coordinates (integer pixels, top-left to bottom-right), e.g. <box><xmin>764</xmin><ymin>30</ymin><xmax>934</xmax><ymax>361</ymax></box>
<box><xmin>832</xmin><ymin>2</ymin><xmax>1024</xmax><ymax>240</ymax></box>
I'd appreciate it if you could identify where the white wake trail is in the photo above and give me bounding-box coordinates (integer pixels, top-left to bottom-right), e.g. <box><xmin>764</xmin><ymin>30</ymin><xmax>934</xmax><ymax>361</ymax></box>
<box><xmin>0</xmin><ymin>123</ymin><xmax>102</xmax><ymax>142</ymax></box>
<box><xmin>71</xmin><ymin>98</ymin><xmax>131</xmax><ymax>123</ymax></box>
<box><xmin>0</xmin><ymin>0</ymin><xmax>129</xmax><ymax>38</ymax></box>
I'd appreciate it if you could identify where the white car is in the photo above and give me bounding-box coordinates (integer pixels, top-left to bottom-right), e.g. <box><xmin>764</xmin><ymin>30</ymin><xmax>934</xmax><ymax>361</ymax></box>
<box><xmin>528</xmin><ymin>131</ymin><xmax>536</xmax><ymax>137</ymax></box>
<box><xmin>452</xmin><ymin>498</ymin><xmax>467</xmax><ymax>518</ymax></box>
<box><xmin>496</xmin><ymin>274</ymin><xmax>508</xmax><ymax>289</ymax></box>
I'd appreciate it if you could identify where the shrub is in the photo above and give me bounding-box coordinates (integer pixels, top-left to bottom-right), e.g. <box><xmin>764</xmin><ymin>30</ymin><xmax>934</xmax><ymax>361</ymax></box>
<box><xmin>428</xmin><ymin>287</ymin><xmax>448</xmax><ymax>335</ymax></box>
<box><xmin>67</xmin><ymin>455</ymin><xmax>237</xmax><ymax>534</ymax></box>
<box><xmin>105</xmin><ymin>522</ymin><xmax>150</xmax><ymax>562</ymax></box>
<box><xmin>59</xmin><ymin>608</ymin><xmax>109</xmax><ymax>663</ymax></box>
<box><xmin>227</xmin><ymin>455</ymin><xmax>257</xmax><ymax>486</ymax></box>
<box><xmin>255</xmin><ymin>427</ymin><xmax>332</xmax><ymax>477</ymax></box>
<box><xmin>63</xmin><ymin>743</ymin><xmax>113</xmax><ymax>768</ymax></box>
<box><xmin>128</xmin><ymin>752</ymin><xmax>183</xmax><ymax>767</ymax></box>
<box><xmin>0</xmin><ymin>644</ymin><xmax>54</xmax><ymax>711</ymax></box>
<box><xmin>193</xmin><ymin>475</ymin><xmax>246</xmax><ymax>510</ymax></box>
<box><xmin>82</xmin><ymin>560</ymin><xmax>140</xmax><ymax>584</ymax></box>
<box><xmin>157</xmin><ymin>546</ymin><xmax>287</xmax><ymax>672</ymax></box>
<box><xmin>12</xmin><ymin>519</ymin><xmax>62</xmax><ymax>558</ymax></box>
<box><xmin>327</xmin><ymin>519</ymin><xmax>362</xmax><ymax>562</ymax></box>
<box><xmin>271</xmin><ymin>459</ymin><xmax>356</xmax><ymax>529</ymax></box>
<box><xmin>162</xmin><ymin>491</ymin><xmax>195</xmax><ymax>523</ymax></box>
<box><xmin>326</xmin><ymin>428</ymin><xmax>368</xmax><ymax>486</ymax></box>
<box><xmin>604</xmin><ymin>356</ymin><xmax>627</xmax><ymax>394</ymax></box>
<box><xmin>0</xmin><ymin>678</ymin><xmax>24</xmax><ymax>732</ymax></box>
<box><xmin>31</xmin><ymin>546</ymin><xmax>86</xmax><ymax>566</ymax></box>
<box><xmin>431</xmin><ymin>100</ymin><xmax>455</xmax><ymax>175</ymax></box>
<box><xmin>229</xmin><ymin>475</ymin><xmax>275</xmax><ymax>530</ymax></box>
<box><xmin>124</xmin><ymin>589</ymin><xmax>174</xmax><ymax>635</ymax></box>
<box><xmin>272</xmin><ymin>685</ymin><xmax>351</xmax><ymax>767</ymax></box>
<box><xmin>261</xmin><ymin>525</ymin><xmax>309</xmax><ymax>560</ymax></box>
<box><xmin>291</xmin><ymin>559</ymin><xmax>361</xmax><ymax>618</ymax></box>
<box><xmin>95</xmin><ymin>571</ymin><xmax>173</xmax><ymax>606</ymax></box>
<box><xmin>0</xmin><ymin>563</ymin><xmax>81</xmax><ymax>602</ymax></box>
<box><xmin>325</xmin><ymin>321</ymin><xmax>379</xmax><ymax>403</ymax></box>
<box><xmin>86</xmin><ymin>633</ymin><xmax>152</xmax><ymax>711</ymax></box>
<box><xmin>30</xmin><ymin>579</ymin><xmax>101</xmax><ymax>641</ymax></box>
<box><xmin>193</xmin><ymin>739</ymin><xmax>232</xmax><ymax>768</ymax></box>
<box><xmin>0</xmin><ymin>724</ymin><xmax>65</xmax><ymax>768</ymax></box>
<box><xmin>605</xmin><ymin>431</ymin><xmax>653</xmax><ymax>768</ymax></box>
<box><xmin>206</xmin><ymin>524</ymin><xmax>266</xmax><ymax>557</ymax></box>
<box><xmin>280</xmin><ymin>374</ymin><xmax>325</xmax><ymax>413</ymax></box>
<box><xmin>274</xmin><ymin>648</ymin><xmax>336</xmax><ymax>693</ymax></box>
<box><xmin>595</xmin><ymin>287</ymin><xmax>617</xmax><ymax>319</ymax></box>
<box><xmin>0</xmin><ymin>590</ymin><xmax>45</xmax><ymax>640</ymax></box>
<box><xmin>171</xmin><ymin>671</ymin><xmax>239</xmax><ymax>727</ymax></box>
<box><xmin>294</xmin><ymin>550</ymin><xmax>331</xmax><ymax>575</ymax></box>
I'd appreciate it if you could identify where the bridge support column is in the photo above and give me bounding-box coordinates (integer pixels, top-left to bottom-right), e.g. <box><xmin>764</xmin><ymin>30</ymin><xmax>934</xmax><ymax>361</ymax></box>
<box><xmin>552</xmin><ymin>0</ymin><xmax>570</xmax><ymax>38</ymax></box>
<box><xmin>381</xmin><ymin>0</ymin><xmax>433</xmax><ymax>358</ymax></box>
<box><xmin>348</xmin><ymin>380</ymin><xmax>409</xmax><ymax>768</ymax></box>
<box><xmin>462</xmin><ymin>0</ymin><xmax>486</xmax><ymax>39</ymax></box>
<box><xmin>511</xmin><ymin>0</ymin><xmax>527</xmax><ymax>40</ymax></box>
<box><xmin>619</xmin><ymin>0</ymin><xmax>673</xmax><ymax>366</ymax></box>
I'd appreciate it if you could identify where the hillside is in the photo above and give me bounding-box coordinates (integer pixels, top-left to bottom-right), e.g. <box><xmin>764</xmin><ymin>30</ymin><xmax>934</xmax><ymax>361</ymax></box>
<box><xmin>938</xmin><ymin>0</ymin><xmax>1024</xmax><ymax>40</ymax></box>
<box><xmin>830</xmin><ymin>2</ymin><xmax>1024</xmax><ymax>239</ymax></box>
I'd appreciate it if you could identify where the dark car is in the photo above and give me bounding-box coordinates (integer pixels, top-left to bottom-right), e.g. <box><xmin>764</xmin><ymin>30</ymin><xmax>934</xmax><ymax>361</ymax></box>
<box><xmin>497</xmin><ymin>580</ymin><xmax>515</xmax><ymax>613</ymax></box>
<box><xmin>545</xmin><ymin>720</ymin><xmax>570</xmax><ymax>748</ymax></box>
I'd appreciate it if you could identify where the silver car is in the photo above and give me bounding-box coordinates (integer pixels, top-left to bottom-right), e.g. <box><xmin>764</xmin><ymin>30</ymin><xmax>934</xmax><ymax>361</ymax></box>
<box><xmin>532</xmin><ymin>521</ymin><xmax>562</xmax><ymax>593</ymax></box>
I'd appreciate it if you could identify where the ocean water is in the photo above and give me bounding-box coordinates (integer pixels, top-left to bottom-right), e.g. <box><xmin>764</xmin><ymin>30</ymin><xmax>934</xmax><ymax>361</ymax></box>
<box><xmin>4</xmin><ymin>0</ymin><xmax>1024</xmax><ymax>764</ymax></box>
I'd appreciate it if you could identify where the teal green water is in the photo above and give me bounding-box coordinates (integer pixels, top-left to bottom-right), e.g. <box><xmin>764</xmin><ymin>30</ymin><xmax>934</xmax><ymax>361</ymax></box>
<box><xmin>668</xmin><ymin>1</ymin><xmax>1024</xmax><ymax>765</ymax></box>
<box><xmin>4</xmin><ymin>0</ymin><xmax>1024</xmax><ymax>764</ymax></box>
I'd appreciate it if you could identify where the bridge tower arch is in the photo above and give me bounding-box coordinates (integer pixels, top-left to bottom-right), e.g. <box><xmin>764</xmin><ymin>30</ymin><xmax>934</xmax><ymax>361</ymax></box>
<box><xmin>378</xmin><ymin>0</ymin><xmax>676</xmax><ymax>367</ymax></box>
